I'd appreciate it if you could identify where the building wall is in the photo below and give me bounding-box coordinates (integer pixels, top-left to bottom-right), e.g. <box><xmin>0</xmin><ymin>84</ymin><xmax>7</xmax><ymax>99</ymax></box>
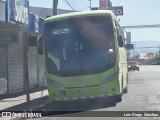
<box><xmin>27</xmin><ymin>35</ymin><xmax>46</xmax><ymax>88</ymax></box>
<box><xmin>8</xmin><ymin>31</ymin><xmax>24</xmax><ymax>94</ymax></box>
<box><xmin>0</xmin><ymin>5</ymin><xmax>74</xmax><ymax>96</ymax></box>
<box><xmin>7</xmin><ymin>32</ymin><xmax>45</xmax><ymax>94</ymax></box>
<box><xmin>28</xmin><ymin>46</ymin><xmax>38</xmax><ymax>89</ymax></box>
<box><xmin>0</xmin><ymin>45</ymin><xmax>8</xmax><ymax>95</ymax></box>
<box><xmin>29</xmin><ymin>6</ymin><xmax>74</xmax><ymax>18</ymax></box>
<box><xmin>0</xmin><ymin>0</ymin><xmax>6</xmax><ymax>22</ymax></box>
<box><xmin>37</xmin><ymin>55</ymin><xmax>46</xmax><ymax>86</ymax></box>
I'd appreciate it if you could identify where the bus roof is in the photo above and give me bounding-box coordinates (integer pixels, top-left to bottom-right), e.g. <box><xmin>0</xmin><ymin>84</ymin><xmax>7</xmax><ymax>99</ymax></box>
<box><xmin>45</xmin><ymin>10</ymin><xmax>115</xmax><ymax>23</ymax></box>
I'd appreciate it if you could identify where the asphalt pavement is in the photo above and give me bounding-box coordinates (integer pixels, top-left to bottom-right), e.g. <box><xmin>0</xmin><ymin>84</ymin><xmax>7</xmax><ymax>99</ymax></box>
<box><xmin>0</xmin><ymin>65</ymin><xmax>160</xmax><ymax>120</ymax></box>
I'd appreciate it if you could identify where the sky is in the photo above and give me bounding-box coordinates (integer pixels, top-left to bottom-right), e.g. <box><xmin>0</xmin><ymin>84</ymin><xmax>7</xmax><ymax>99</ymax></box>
<box><xmin>29</xmin><ymin>0</ymin><xmax>160</xmax><ymax>52</ymax></box>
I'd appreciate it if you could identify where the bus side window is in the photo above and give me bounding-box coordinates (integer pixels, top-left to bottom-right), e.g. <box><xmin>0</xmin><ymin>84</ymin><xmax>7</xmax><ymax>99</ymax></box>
<box><xmin>115</xmin><ymin>21</ymin><xmax>124</xmax><ymax>47</ymax></box>
<box><xmin>116</xmin><ymin>23</ymin><xmax>124</xmax><ymax>47</ymax></box>
<box><xmin>118</xmin><ymin>35</ymin><xmax>124</xmax><ymax>47</ymax></box>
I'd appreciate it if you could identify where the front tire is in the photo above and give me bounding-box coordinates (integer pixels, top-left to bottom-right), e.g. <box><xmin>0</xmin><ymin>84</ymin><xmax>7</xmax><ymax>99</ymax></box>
<box><xmin>114</xmin><ymin>94</ymin><xmax>122</xmax><ymax>102</ymax></box>
<box><xmin>123</xmin><ymin>87</ymin><xmax>128</xmax><ymax>94</ymax></box>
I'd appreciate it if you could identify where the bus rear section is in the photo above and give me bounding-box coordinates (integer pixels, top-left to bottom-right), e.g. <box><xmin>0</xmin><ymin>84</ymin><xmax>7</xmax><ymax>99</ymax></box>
<box><xmin>43</xmin><ymin>11</ymin><xmax>126</xmax><ymax>101</ymax></box>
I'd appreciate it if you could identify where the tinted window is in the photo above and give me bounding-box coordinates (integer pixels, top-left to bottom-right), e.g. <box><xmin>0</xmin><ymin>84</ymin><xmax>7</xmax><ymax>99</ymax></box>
<box><xmin>45</xmin><ymin>15</ymin><xmax>115</xmax><ymax>76</ymax></box>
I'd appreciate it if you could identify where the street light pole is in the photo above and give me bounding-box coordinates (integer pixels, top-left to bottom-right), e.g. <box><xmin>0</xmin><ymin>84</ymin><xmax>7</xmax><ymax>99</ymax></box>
<box><xmin>133</xmin><ymin>42</ymin><xmax>136</xmax><ymax>59</ymax></box>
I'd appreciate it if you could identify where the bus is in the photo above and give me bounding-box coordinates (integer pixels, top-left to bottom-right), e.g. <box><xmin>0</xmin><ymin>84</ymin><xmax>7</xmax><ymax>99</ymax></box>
<box><xmin>38</xmin><ymin>10</ymin><xmax>128</xmax><ymax>102</ymax></box>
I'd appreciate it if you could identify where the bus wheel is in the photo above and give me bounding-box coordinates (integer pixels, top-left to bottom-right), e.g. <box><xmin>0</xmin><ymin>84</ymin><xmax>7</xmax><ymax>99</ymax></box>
<box><xmin>114</xmin><ymin>76</ymin><xmax>123</xmax><ymax>102</ymax></box>
<box><xmin>123</xmin><ymin>86</ymin><xmax>128</xmax><ymax>94</ymax></box>
<box><xmin>115</xmin><ymin>94</ymin><xmax>122</xmax><ymax>102</ymax></box>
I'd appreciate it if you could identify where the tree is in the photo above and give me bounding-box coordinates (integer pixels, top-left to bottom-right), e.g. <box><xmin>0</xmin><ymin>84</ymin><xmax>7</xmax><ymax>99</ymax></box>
<box><xmin>146</xmin><ymin>53</ymin><xmax>155</xmax><ymax>60</ymax></box>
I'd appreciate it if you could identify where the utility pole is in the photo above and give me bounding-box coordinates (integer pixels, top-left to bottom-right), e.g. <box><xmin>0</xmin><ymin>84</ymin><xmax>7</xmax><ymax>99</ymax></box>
<box><xmin>88</xmin><ymin>0</ymin><xmax>92</xmax><ymax>10</ymax></box>
<box><xmin>53</xmin><ymin>0</ymin><xmax>58</xmax><ymax>15</ymax></box>
<box><xmin>23</xmin><ymin>29</ymin><xmax>30</xmax><ymax>103</ymax></box>
<box><xmin>133</xmin><ymin>42</ymin><xmax>136</xmax><ymax>60</ymax></box>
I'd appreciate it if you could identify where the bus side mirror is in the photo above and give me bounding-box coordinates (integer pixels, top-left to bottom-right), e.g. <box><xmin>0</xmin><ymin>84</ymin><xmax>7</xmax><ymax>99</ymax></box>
<box><xmin>118</xmin><ymin>36</ymin><xmax>124</xmax><ymax>47</ymax></box>
<box><xmin>37</xmin><ymin>34</ymin><xmax>43</xmax><ymax>55</ymax></box>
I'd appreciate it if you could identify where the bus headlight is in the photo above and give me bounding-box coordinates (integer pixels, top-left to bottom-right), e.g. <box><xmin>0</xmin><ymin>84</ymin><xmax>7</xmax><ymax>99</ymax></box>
<box><xmin>47</xmin><ymin>79</ymin><xmax>63</xmax><ymax>87</ymax></box>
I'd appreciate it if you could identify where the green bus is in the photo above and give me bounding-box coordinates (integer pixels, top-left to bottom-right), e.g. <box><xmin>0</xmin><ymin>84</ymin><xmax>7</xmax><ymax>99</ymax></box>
<box><xmin>38</xmin><ymin>10</ymin><xmax>128</xmax><ymax>102</ymax></box>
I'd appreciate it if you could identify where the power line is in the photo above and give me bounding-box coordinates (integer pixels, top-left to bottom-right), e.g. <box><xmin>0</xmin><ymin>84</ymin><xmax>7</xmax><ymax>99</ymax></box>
<box><xmin>68</xmin><ymin>0</ymin><xmax>78</xmax><ymax>11</ymax></box>
<box><xmin>69</xmin><ymin>0</ymin><xmax>80</xmax><ymax>11</ymax></box>
<box><xmin>63</xmin><ymin>0</ymin><xmax>76</xmax><ymax>11</ymax></box>
<box><xmin>123</xmin><ymin>24</ymin><xmax>160</xmax><ymax>29</ymax></box>
<box><xmin>80</xmin><ymin>6</ymin><xmax>90</xmax><ymax>11</ymax></box>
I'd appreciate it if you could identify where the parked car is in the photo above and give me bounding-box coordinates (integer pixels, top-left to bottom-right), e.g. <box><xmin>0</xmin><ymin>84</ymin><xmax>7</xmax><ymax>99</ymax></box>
<box><xmin>128</xmin><ymin>61</ymin><xmax>139</xmax><ymax>71</ymax></box>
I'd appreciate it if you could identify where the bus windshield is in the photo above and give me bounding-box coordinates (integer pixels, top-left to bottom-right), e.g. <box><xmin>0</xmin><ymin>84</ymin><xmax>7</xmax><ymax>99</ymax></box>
<box><xmin>45</xmin><ymin>15</ymin><xmax>115</xmax><ymax>76</ymax></box>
